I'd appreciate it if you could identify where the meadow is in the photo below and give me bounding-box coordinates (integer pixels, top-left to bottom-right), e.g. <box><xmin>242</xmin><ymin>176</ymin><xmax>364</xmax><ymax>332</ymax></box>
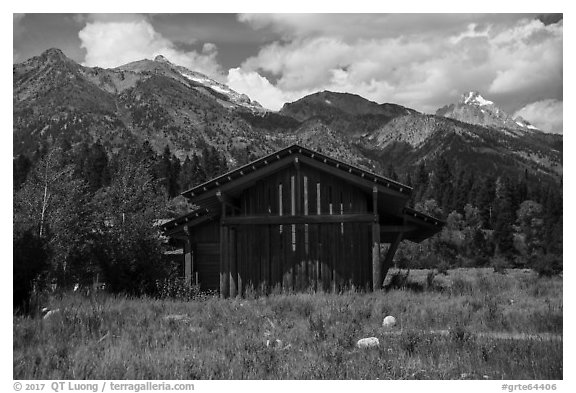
<box><xmin>13</xmin><ymin>268</ymin><xmax>562</xmax><ymax>380</ymax></box>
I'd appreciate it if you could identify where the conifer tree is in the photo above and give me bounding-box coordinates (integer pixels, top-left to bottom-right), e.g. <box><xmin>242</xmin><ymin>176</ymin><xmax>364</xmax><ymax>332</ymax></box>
<box><xmin>492</xmin><ymin>177</ymin><xmax>515</xmax><ymax>258</ymax></box>
<box><xmin>84</xmin><ymin>142</ymin><xmax>110</xmax><ymax>192</ymax></box>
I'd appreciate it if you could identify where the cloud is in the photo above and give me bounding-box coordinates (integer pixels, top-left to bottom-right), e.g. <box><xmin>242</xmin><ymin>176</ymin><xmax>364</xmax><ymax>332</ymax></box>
<box><xmin>227</xmin><ymin>68</ymin><xmax>306</xmax><ymax>111</ymax></box>
<box><xmin>78</xmin><ymin>15</ymin><xmax>224</xmax><ymax>80</ymax></box>
<box><xmin>514</xmin><ymin>99</ymin><xmax>563</xmax><ymax>134</ymax></box>
<box><xmin>488</xmin><ymin>19</ymin><xmax>562</xmax><ymax>99</ymax></box>
<box><xmin>232</xmin><ymin>14</ymin><xmax>562</xmax><ymax>121</ymax></box>
<box><xmin>238</xmin><ymin>13</ymin><xmax>534</xmax><ymax>41</ymax></box>
<box><xmin>13</xmin><ymin>14</ymin><xmax>26</xmax><ymax>62</ymax></box>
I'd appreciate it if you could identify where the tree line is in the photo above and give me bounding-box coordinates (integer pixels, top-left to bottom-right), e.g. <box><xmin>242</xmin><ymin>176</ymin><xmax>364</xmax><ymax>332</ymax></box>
<box><xmin>13</xmin><ymin>138</ymin><xmax>230</xmax><ymax>313</ymax></box>
<box><xmin>388</xmin><ymin>157</ymin><xmax>562</xmax><ymax>274</ymax></box>
<box><xmin>13</xmin><ymin>139</ymin><xmax>563</xmax><ymax>313</ymax></box>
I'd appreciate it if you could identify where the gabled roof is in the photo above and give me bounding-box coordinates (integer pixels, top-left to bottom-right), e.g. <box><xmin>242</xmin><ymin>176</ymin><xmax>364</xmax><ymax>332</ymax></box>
<box><xmin>182</xmin><ymin>144</ymin><xmax>412</xmax><ymax>201</ymax></box>
<box><xmin>162</xmin><ymin>144</ymin><xmax>444</xmax><ymax>243</ymax></box>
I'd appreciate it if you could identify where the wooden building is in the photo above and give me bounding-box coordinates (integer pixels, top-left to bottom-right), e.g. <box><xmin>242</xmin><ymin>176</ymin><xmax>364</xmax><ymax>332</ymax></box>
<box><xmin>161</xmin><ymin>144</ymin><xmax>443</xmax><ymax>297</ymax></box>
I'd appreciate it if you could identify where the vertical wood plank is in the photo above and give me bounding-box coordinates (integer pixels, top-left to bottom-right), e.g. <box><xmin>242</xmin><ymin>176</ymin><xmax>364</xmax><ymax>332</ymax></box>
<box><xmin>372</xmin><ymin>186</ymin><xmax>381</xmax><ymax>291</ymax></box>
<box><xmin>220</xmin><ymin>222</ymin><xmax>230</xmax><ymax>298</ymax></box>
<box><xmin>238</xmin><ymin>227</ymin><xmax>244</xmax><ymax>297</ymax></box>
<box><xmin>184</xmin><ymin>235</ymin><xmax>192</xmax><ymax>287</ymax></box>
<box><xmin>229</xmin><ymin>227</ymin><xmax>237</xmax><ymax>297</ymax></box>
<box><xmin>263</xmin><ymin>225</ymin><xmax>270</xmax><ymax>293</ymax></box>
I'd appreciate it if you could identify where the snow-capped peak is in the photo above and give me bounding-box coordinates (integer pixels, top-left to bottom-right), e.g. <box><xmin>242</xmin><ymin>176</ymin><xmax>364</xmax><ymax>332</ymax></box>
<box><xmin>151</xmin><ymin>54</ymin><xmax>267</xmax><ymax>113</ymax></box>
<box><xmin>514</xmin><ymin>116</ymin><xmax>539</xmax><ymax>131</ymax></box>
<box><xmin>461</xmin><ymin>91</ymin><xmax>494</xmax><ymax>106</ymax></box>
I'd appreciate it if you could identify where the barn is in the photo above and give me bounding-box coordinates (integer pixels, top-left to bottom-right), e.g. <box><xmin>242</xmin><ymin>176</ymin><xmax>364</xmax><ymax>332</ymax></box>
<box><xmin>161</xmin><ymin>144</ymin><xmax>443</xmax><ymax>298</ymax></box>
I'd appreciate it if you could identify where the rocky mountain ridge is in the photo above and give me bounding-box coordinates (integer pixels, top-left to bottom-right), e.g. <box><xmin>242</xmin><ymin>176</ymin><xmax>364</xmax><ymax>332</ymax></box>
<box><xmin>13</xmin><ymin>49</ymin><xmax>562</xmax><ymax>187</ymax></box>
<box><xmin>436</xmin><ymin>91</ymin><xmax>540</xmax><ymax>132</ymax></box>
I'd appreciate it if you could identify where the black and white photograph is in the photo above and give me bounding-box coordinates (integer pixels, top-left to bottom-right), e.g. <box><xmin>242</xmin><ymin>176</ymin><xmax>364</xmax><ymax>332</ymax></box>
<box><xmin>10</xmin><ymin>4</ymin><xmax>565</xmax><ymax>387</ymax></box>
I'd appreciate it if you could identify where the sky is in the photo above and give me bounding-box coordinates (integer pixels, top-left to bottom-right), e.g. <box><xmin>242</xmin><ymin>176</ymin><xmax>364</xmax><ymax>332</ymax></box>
<box><xmin>13</xmin><ymin>13</ymin><xmax>563</xmax><ymax>133</ymax></box>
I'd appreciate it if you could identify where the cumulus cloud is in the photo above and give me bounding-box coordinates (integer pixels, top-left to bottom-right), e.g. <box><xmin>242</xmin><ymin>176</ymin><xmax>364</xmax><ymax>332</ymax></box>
<box><xmin>514</xmin><ymin>99</ymin><xmax>563</xmax><ymax>133</ymax></box>
<box><xmin>78</xmin><ymin>15</ymin><xmax>224</xmax><ymax>81</ymax></box>
<box><xmin>231</xmin><ymin>14</ymin><xmax>562</xmax><ymax>122</ymax></box>
<box><xmin>488</xmin><ymin>19</ymin><xmax>562</xmax><ymax>99</ymax></box>
<box><xmin>227</xmin><ymin>68</ymin><xmax>307</xmax><ymax>111</ymax></box>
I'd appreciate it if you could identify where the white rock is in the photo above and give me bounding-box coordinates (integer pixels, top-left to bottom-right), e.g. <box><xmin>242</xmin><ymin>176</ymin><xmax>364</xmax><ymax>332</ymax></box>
<box><xmin>42</xmin><ymin>308</ymin><xmax>60</xmax><ymax>320</ymax></box>
<box><xmin>163</xmin><ymin>314</ymin><xmax>191</xmax><ymax>323</ymax></box>
<box><xmin>382</xmin><ymin>316</ymin><xmax>396</xmax><ymax>328</ymax></box>
<box><xmin>357</xmin><ymin>337</ymin><xmax>380</xmax><ymax>349</ymax></box>
<box><xmin>266</xmin><ymin>339</ymin><xmax>283</xmax><ymax>348</ymax></box>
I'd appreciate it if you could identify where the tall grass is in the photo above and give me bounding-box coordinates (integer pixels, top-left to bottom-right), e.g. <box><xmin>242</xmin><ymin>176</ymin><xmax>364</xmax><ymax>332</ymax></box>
<box><xmin>14</xmin><ymin>268</ymin><xmax>562</xmax><ymax>379</ymax></box>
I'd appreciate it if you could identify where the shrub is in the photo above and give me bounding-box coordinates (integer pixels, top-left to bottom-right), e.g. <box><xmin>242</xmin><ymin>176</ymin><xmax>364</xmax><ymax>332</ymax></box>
<box><xmin>472</xmin><ymin>254</ymin><xmax>490</xmax><ymax>267</ymax></box>
<box><xmin>531</xmin><ymin>254</ymin><xmax>562</xmax><ymax>277</ymax></box>
<box><xmin>426</xmin><ymin>270</ymin><xmax>436</xmax><ymax>290</ymax></box>
<box><xmin>491</xmin><ymin>256</ymin><xmax>509</xmax><ymax>274</ymax></box>
<box><xmin>155</xmin><ymin>277</ymin><xmax>202</xmax><ymax>301</ymax></box>
<box><xmin>436</xmin><ymin>260</ymin><xmax>450</xmax><ymax>275</ymax></box>
<box><xmin>400</xmin><ymin>330</ymin><xmax>421</xmax><ymax>356</ymax></box>
<box><xmin>449</xmin><ymin>323</ymin><xmax>472</xmax><ymax>343</ymax></box>
<box><xmin>450</xmin><ymin>277</ymin><xmax>474</xmax><ymax>296</ymax></box>
<box><xmin>13</xmin><ymin>230</ymin><xmax>49</xmax><ymax>314</ymax></box>
<box><xmin>308</xmin><ymin>314</ymin><xmax>327</xmax><ymax>341</ymax></box>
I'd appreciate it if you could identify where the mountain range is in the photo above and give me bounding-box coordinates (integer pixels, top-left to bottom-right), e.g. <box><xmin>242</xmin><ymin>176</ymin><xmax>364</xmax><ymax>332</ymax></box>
<box><xmin>13</xmin><ymin>48</ymin><xmax>563</xmax><ymax>187</ymax></box>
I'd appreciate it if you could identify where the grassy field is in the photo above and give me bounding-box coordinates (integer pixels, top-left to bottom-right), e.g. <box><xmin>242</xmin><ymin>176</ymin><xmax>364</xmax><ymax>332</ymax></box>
<box><xmin>13</xmin><ymin>268</ymin><xmax>562</xmax><ymax>380</ymax></box>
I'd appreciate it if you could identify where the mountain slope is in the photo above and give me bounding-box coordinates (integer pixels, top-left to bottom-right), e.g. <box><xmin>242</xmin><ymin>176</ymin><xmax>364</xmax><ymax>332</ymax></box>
<box><xmin>279</xmin><ymin>91</ymin><xmax>417</xmax><ymax>137</ymax></box>
<box><xmin>13</xmin><ymin>49</ymin><xmax>562</xmax><ymax>189</ymax></box>
<box><xmin>13</xmin><ymin>49</ymin><xmax>280</xmax><ymax>163</ymax></box>
<box><xmin>436</xmin><ymin>91</ymin><xmax>540</xmax><ymax>132</ymax></box>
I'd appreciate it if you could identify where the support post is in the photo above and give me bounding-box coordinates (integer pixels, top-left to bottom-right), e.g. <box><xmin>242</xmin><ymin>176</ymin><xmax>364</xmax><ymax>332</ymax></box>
<box><xmin>382</xmin><ymin>232</ymin><xmax>403</xmax><ymax>284</ymax></box>
<box><xmin>371</xmin><ymin>186</ymin><xmax>381</xmax><ymax>291</ymax></box>
<box><xmin>184</xmin><ymin>237</ymin><xmax>192</xmax><ymax>287</ymax></box>
<box><xmin>229</xmin><ymin>228</ymin><xmax>237</xmax><ymax>297</ymax></box>
<box><xmin>220</xmin><ymin>204</ymin><xmax>230</xmax><ymax>299</ymax></box>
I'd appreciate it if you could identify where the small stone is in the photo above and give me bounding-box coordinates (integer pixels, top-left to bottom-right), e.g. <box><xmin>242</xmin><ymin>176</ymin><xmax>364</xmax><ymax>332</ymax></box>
<box><xmin>266</xmin><ymin>339</ymin><xmax>283</xmax><ymax>348</ymax></box>
<box><xmin>163</xmin><ymin>314</ymin><xmax>191</xmax><ymax>323</ymax></box>
<box><xmin>42</xmin><ymin>308</ymin><xmax>60</xmax><ymax>320</ymax></box>
<box><xmin>357</xmin><ymin>337</ymin><xmax>380</xmax><ymax>348</ymax></box>
<box><xmin>382</xmin><ymin>315</ymin><xmax>396</xmax><ymax>328</ymax></box>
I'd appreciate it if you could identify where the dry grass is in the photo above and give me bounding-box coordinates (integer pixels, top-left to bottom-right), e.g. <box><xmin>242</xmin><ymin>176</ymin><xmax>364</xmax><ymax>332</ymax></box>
<box><xmin>13</xmin><ymin>268</ymin><xmax>562</xmax><ymax>379</ymax></box>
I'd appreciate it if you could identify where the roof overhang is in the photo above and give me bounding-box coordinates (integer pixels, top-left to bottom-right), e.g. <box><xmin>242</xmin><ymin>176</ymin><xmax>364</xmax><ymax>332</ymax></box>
<box><xmin>181</xmin><ymin>144</ymin><xmax>412</xmax><ymax>217</ymax></box>
<box><xmin>182</xmin><ymin>144</ymin><xmax>411</xmax><ymax>200</ymax></box>
<box><xmin>400</xmin><ymin>207</ymin><xmax>444</xmax><ymax>243</ymax></box>
<box><xmin>163</xmin><ymin>144</ymin><xmax>444</xmax><ymax>242</ymax></box>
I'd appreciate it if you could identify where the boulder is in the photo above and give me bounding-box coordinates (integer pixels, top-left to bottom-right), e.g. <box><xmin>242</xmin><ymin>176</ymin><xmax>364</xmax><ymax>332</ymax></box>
<box><xmin>357</xmin><ymin>337</ymin><xmax>380</xmax><ymax>349</ymax></box>
<box><xmin>382</xmin><ymin>315</ymin><xmax>396</xmax><ymax>328</ymax></box>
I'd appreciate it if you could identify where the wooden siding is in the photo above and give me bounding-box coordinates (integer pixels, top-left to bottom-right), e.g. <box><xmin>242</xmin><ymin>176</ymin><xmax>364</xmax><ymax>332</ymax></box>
<box><xmin>189</xmin><ymin>220</ymin><xmax>220</xmax><ymax>291</ymax></box>
<box><xmin>232</xmin><ymin>164</ymin><xmax>373</xmax><ymax>294</ymax></box>
<box><xmin>239</xmin><ymin>165</ymin><xmax>370</xmax><ymax>216</ymax></box>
